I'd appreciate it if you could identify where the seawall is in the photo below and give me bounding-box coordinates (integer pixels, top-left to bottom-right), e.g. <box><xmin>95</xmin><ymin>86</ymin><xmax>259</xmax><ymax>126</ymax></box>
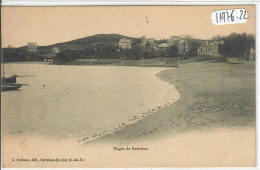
<box><xmin>73</xmin><ymin>57</ymin><xmax>180</xmax><ymax>67</ymax></box>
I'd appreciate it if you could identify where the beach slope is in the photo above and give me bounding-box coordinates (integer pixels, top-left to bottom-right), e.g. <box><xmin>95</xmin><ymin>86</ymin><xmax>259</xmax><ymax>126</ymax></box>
<box><xmin>92</xmin><ymin>62</ymin><xmax>255</xmax><ymax>144</ymax></box>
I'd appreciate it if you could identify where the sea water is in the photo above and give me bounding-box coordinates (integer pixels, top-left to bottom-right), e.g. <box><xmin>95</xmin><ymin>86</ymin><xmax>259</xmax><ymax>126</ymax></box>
<box><xmin>2</xmin><ymin>63</ymin><xmax>180</xmax><ymax>143</ymax></box>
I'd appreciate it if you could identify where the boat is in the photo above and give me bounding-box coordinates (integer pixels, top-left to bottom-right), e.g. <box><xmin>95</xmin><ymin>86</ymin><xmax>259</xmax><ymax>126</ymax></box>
<box><xmin>2</xmin><ymin>83</ymin><xmax>23</xmax><ymax>91</ymax></box>
<box><xmin>1</xmin><ymin>51</ymin><xmax>23</xmax><ymax>91</ymax></box>
<box><xmin>1</xmin><ymin>47</ymin><xmax>17</xmax><ymax>83</ymax></box>
<box><xmin>2</xmin><ymin>75</ymin><xmax>17</xmax><ymax>83</ymax></box>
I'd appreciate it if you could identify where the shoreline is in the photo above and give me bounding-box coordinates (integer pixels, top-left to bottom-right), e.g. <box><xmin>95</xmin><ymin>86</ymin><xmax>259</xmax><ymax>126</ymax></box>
<box><xmin>75</xmin><ymin>67</ymin><xmax>180</xmax><ymax>144</ymax></box>
<box><xmin>87</xmin><ymin>61</ymin><xmax>255</xmax><ymax>144</ymax></box>
<box><xmin>5</xmin><ymin>61</ymin><xmax>179</xmax><ymax>68</ymax></box>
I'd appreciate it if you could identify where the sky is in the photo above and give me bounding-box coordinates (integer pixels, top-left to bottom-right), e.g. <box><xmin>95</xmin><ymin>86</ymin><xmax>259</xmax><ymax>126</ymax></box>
<box><xmin>2</xmin><ymin>5</ymin><xmax>255</xmax><ymax>48</ymax></box>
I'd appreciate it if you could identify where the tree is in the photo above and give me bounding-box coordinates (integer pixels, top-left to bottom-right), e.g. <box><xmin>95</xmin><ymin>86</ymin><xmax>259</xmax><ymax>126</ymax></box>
<box><xmin>54</xmin><ymin>50</ymin><xmax>82</xmax><ymax>63</ymax></box>
<box><xmin>132</xmin><ymin>38</ymin><xmax>142</xmax><ymax>46</ymax></box>
<box><xmin>211</xmin><ymin>35</ymin><xmax>223</xmax><ymax>41</ymax></box>
<box><xmin>180</xmin><ymin>34</ymin><xmax>193</xmax><ymax>40</ymax></box>
<box><xmin>145</xmin><ymin>41</ymin><xmax>151</xmax><ymax>48</ymax></box>
<box><xmin>158</xmin><ymin>39</ymin><xmax>167</xmax><ymax>44</ymax></box>
<box><xmin>221</xmin><ymin>32</ymin><xmax>255</xmax><ymax>59</ymax></box>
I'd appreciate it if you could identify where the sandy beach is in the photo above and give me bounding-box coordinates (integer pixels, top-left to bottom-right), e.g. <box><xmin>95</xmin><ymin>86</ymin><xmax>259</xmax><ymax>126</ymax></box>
<box><xmin>83</xmin><ymin>61</ymin><xmax>256</xmax><ymax>167</ymax></box>
<box><xmin>2</xmin><ymin>61</ymin><xmax>256</xmax><ymax>167</ymax></box>
<box><xmin>91</xmin><ymin>61</ymin><xmax>256</xmax><ymax>144</ymax></box>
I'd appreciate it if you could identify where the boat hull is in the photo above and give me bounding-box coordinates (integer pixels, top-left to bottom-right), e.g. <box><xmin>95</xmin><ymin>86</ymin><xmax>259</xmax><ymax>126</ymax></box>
<box><xmin>2</xmin><ymin>83</ymin><xmax>22</xmax><ymax>91</ymax></box>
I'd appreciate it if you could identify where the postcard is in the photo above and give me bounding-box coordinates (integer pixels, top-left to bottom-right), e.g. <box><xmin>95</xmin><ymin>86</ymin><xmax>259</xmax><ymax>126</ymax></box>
<box><xmin>1</xmin><ymin>5</ymin><xmax>256</xmax><ymax>168</ymax></box>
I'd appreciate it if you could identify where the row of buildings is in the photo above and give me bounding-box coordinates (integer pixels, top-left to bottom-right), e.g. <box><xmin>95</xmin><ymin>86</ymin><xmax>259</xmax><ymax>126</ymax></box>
<box><xmin>118</xmin><ymin>36</ymin><xmax>222</xmax><ymax>57</ymax></box>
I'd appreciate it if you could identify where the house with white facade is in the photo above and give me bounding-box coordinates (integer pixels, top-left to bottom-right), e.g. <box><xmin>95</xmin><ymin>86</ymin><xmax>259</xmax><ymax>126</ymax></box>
<box><xmin>119</xmin><ymin>38</ymin><xmax>132</xmax><ymax>49</ymax></box>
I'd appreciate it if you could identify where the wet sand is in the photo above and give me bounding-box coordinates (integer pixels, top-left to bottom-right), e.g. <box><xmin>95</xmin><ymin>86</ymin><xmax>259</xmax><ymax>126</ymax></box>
<box><xmin>91</xmin><ymin>61</ymin><xmax>256</xmax><ymax>144</ymax></box>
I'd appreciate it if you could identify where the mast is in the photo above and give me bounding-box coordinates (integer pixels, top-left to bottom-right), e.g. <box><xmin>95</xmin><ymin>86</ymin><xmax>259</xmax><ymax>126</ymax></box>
<box><xmin>2</xmin><ymin>54</ymin><xmax>5</xmax><ymax>78</ymax></box>
<box><xmin>1</xmin><ymin>45</ymin><xmax>5</xmax><ymax>78</ymax></box>
<box><xmin>1</xmin><ymin>38</ymin><xmax>4</xmax><ymax>78</ymax></box>
<box><xmin>0</xmin><ymin>5</ymin><xmax>4</xmax><ymax>78</ymax></box>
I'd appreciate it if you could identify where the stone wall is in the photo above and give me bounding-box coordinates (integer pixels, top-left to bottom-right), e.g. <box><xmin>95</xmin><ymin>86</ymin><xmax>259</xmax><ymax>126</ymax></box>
<box><xmin>74</xmin><ymin>57</ymin><xmax>179</xmax><ymax>67</ymax></box>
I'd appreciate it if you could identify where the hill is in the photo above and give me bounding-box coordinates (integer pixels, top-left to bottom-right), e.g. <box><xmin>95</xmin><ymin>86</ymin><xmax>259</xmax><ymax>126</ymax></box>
<box><xmin>2</xmin><ymin>34</ymin><xmax>139</xmax><ymax>62</ymax></box>
<box><xmin>18</xmin><ymin>34</ymin><xmax>138</xmax><ymax>51</ymax></box>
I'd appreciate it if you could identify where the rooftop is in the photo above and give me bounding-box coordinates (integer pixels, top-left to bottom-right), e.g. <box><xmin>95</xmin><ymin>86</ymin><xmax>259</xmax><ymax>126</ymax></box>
<box><xmin>158</xmin><ymin>43</ymin><xmax>169</xmax><ymax>48</ymax></box>
<box><xmin>119</xmin><ymin>38</ymin><xmax>132</xmax><ymax>43</ymax></box>
<box><xmin>179</xmin><ymin>40</ymin><xmax>186</xmax><ymax>43</ymax></box>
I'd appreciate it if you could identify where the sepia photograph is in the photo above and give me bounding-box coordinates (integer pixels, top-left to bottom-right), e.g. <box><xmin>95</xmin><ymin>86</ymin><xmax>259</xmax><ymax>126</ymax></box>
<box><xmin>1</xmin><ymin>5</ymin><xmax>256</xmax><ymax>168</ymax></box>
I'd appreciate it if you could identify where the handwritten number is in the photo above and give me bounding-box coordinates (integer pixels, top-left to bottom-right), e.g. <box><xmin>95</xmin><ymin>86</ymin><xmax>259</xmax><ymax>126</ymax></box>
<box><xmin>231</xmin><ymin>10</ymin><xmax>234</xmax><ymax>21</ymax></box>
<box><xmin>220</xmin><ymin>12</ymin><xmax>225</xmax><ymax>23</ymax></box>
<box><xmin>239</xmin><ymin>10</ymin><xmax>247</xmax><ymax>20</ymax></box>
<box><xmin>226</xmin><ymin>10</ymin><xmax>234</xmax><ymax>22</ymax></box>
<box><xmin>243</xmin><ymin>11</ymin><xmax>248</xmax><ymax>19</ymax></box>
<box><xmin>240</xmin><ymin>10</ymin><xmax>243</xmax><ymax>20</ymax></box>
<box><xmin>214</xmin><ymin>9</ymin><xmax>247</xmax><ymax>24</ymax></box>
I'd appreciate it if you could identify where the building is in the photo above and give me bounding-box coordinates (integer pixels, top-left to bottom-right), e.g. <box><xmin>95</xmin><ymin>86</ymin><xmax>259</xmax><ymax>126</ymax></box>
<box><xmin>51</xmin><ymin>47</ymin><xmax>60</xmax><ymax>54</ymax></box>
<box><xmin>140</xmin><ymin>38</ymin><xmax>157</xmax><ymax>50</ymax></box>
<box><xmin>158</xmin><ymin>43</ymin><xmax>170</xmax><ymax>56</ymax></box>
<box><xmin>197</xmin><ymin>41</ymin><xmax>222</xmax><ymax>57</ymax></box>
<box><xmin>178</xmin><ymin>40</ymin><xmax>191</xmax><ymax>55</ymax></box>
<box><xmin>27</xmin><ymin>42</ymin><xmax>37</xmax><ymax>53</ymax></box>
<box><xmin>168</xmin><ymin>36</ymin><xmax>182</xmax><ymax>46</ymax></box>
<box><xmin>119</xmin><ymin>38</ymin><xmax>132</xmax><ymax>49</ymax></box>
